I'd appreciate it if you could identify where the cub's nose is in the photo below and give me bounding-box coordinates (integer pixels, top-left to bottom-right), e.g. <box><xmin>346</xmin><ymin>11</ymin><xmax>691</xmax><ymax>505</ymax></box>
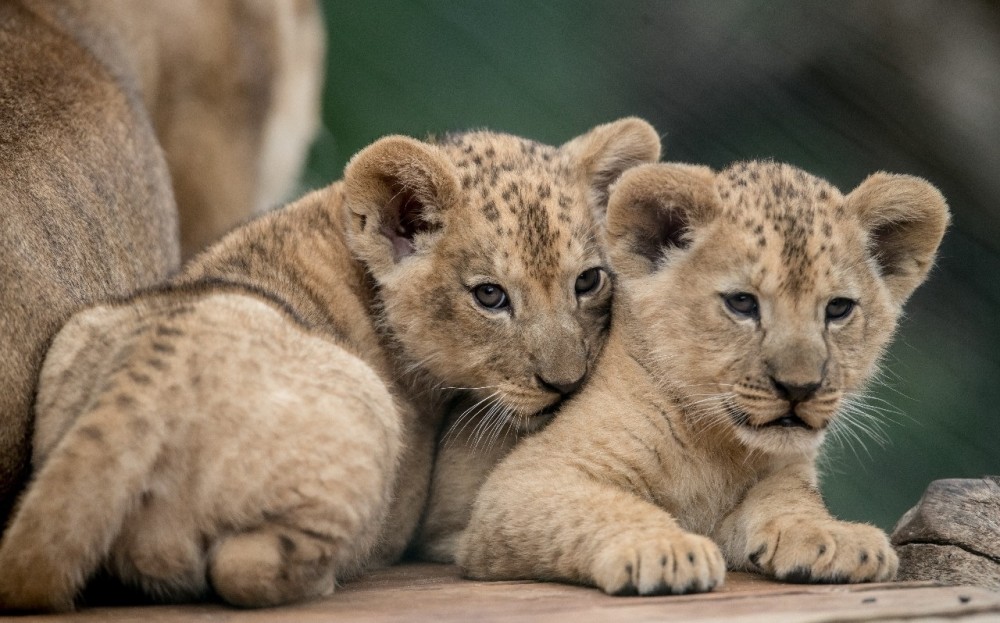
<box><xmin>770</xmin><ymin>377</ymin><xmax>821</xmax><ymax>403</ymax></box>
<box><xmin>536</xmin><ymin>373</ymin><xmax>585</xmax><ymax>397</ymax></box>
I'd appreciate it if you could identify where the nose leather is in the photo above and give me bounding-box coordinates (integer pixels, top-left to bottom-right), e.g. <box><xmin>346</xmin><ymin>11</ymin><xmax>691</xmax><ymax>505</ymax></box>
<box><xmin>537</xmin><ymin>374</ymin><xmax>585</xmax><ymax>397</ymax></box>
<box><xmin>770</xmin><ymin>377</ymin><xmax>820</xmax><ymax>403</ymax></box>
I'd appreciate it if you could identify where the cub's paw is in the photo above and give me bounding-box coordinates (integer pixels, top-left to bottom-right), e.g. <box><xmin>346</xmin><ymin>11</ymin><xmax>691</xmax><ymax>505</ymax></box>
<box><xmin>592</xmin><ymin>529</ymin><xmax>725</xmax><ymax>596</ymax></box>
<box><xmin>746</xmin><ymin>517</ymin><xmax>897</xmax><ymax>583</ymax></box>
<box><xmin>210</xmin><ymin>526</ymin><xmax>338</xmax><ymax>608</ymax></box>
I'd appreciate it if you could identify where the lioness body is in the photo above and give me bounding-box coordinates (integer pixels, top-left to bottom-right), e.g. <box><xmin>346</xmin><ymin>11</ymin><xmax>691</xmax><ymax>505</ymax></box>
<box><xmin>459</xmin><ymin>161</ymin><xmax>949</xmax><ymax>594</ymax></box>
<box><xmin>0</xmin><ymin>120</ymin><xmax>661</xmax><ymax>610</ymax></box>
<box><xmin>25</xmin><ymin>0</ymin><xmax>326</xmax><ymax>256</ymax></box>
<box><xmin>0</xmin><ymin>0</ymin><xmax>323</xmax><ymax>528</ymax></box>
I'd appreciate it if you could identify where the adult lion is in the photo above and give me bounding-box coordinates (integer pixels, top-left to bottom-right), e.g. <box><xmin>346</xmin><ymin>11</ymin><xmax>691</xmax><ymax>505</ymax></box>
<box><xmin>0</xmin><ymin>0</ymin><xmax>324</xmax><ymax>529</ymax></box>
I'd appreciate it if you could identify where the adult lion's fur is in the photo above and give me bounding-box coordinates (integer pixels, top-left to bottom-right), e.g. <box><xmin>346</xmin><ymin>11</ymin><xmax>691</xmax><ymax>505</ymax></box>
<box><xmin>0</xmin><ymin>0</ymin><xmax>324</xmax><ymax>529</ymax></box>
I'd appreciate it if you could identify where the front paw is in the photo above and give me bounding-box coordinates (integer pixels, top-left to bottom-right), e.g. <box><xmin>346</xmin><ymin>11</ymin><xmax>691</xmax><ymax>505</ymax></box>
<box><xmin>592</xmin><ymin>529</ymin><xmax>725</xmax><ymax>596</ymax></box>
<box><xmin>746</xmin><ymin>517</ymin><xmax>897</xmax><ymax>583</ymax></box>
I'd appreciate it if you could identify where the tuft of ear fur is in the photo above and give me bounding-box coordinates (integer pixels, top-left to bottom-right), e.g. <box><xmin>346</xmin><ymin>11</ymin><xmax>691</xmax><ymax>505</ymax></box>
<box><xmin>342</xmin><ymin>136</ymin><xmax>462</xmax><ymax>278</ymax></box>
<box><xmin>845</xmin><ymin>173</ymin><xmax>950</xmax><ymax>307</ymax></box>
<box><xmin>561</xmin><ymin>117</ymin><xmax>662</xmax><ymax>219</ymax></box>
<box><xmin>606</xmin><ymin>163</ymin><xmax>719</xmax><ymax>280</ymax></box>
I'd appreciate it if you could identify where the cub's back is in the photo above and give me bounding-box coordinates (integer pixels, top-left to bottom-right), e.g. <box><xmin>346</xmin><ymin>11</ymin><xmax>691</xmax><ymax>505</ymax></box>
<box><xmin>33</xmin><ymin>287</ymin><xmax>400</xmax><ymax>508</ymax></box>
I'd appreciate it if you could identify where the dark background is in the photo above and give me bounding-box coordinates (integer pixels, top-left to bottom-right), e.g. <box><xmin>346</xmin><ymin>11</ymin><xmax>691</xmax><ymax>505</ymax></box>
<box><xmin>304</xmin><ymin>1</ymin><xmax>1000</xmax><ymax>530</ymax></box>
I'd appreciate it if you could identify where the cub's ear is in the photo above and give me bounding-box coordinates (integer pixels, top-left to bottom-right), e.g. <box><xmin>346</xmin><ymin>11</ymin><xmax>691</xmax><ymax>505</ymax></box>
<box><xmin>845</xmin><ymin>173</ymin><xmax>950</xmax><ymax>307</ymax></box>
<box><xmin>342</xmin><ymin>135</ymin><xmax>461</xmax><ymax>276</ymax></box>
<box><xmin>606</xmin><ymin>163</ymin><xmax>718</xmax><ymax>279</ymax></box>
<box><xmin>561</xmin><ymin>117</ymin><xmax>662</xmax><ymax>219</ymax></box>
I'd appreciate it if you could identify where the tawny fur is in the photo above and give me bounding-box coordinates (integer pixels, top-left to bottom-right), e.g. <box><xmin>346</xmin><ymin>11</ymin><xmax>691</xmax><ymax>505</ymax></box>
<box><xmin>413</xmin><ymin>395</ymin><xmax>525</xmax><ymax>562</ymax></box>
<box><xmin>0</xmin><ymin>119</ymin><xmax>661</xmax><ymax>611</ymax></box>
<box><xmin>457</xmin><ymin>161</ymin><xmax>949</xmax><ymax>596</ymax></box>
<box><xmin>0</xmin><ymin>0</ymin><xmax>323</xmax><ymax>530</ymax></box>
<box><xmin>39</xmin><ymin>0</ymin><xmax>328</xmax><ymax>257</ymax></box>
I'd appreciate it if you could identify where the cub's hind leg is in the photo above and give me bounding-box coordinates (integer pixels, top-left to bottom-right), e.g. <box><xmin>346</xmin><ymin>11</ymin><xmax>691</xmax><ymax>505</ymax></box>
<box><xmin>206</xmin><ymin>399</ymin><xmax>402</xmax><ymax>608</ymax></box>
<box><xmin>0</xmin><ymin>306</ymin><xmax>170</xmax><ymax>612</ymax></box>
<box><xmin>104</xmin><ymin>298</ymin><xmax>406</xmax><ymax>607</ymax></box>
<box><xmin>210</xmin><ymin>525</ymin><xmax>338</xmax><ymax>607</ymax></box>
<box><xmin>110</xmin><ymin>490</ymin><xmax>207</xmax><ymax>602</ymax></box>
<box><xmin>206</xmin><ymin>402</ymin><xmax>403</xmax><ymax>606</ymax></box>
<box><xmin>0</xmin><ymin>386</ymin><xmax>168</xmax><ymax>611</ymax></box>
<box><xmin>198</xmin><ymin>315</ymin><xmax>405</xmax><ymax>607</ymax></box>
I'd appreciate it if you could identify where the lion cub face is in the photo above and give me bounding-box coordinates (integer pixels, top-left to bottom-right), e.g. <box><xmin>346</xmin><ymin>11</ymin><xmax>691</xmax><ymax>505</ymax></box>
<box><xmin>343</xmin><ymin>119</ymin><xmax>660</xmax><ymax>427</ymax></box>
<box><xmin>609</xmin><ymin>161</ymin><xmax>948</xmax><ymax>455</ymax></box>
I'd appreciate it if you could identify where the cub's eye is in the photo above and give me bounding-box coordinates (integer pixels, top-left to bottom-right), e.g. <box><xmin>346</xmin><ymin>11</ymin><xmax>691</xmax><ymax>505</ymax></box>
<box><xmin>723</xmin><ymin>292</ymin><xmax>759</xmax><ymax>319</ymax></box>
<box><xmin>473</xmin><ymin>283</ymin><xmax>509</xmax><ymax>310</ymax></box>
<box><xmin>826</xmin><ymin>297</ymin><xmax>855</xmax><ymax>322</ymax></box>
<box><xmin>575</xmin><ymin>267</ymin><xmax>604</xmax><ymax>295</ymax></box>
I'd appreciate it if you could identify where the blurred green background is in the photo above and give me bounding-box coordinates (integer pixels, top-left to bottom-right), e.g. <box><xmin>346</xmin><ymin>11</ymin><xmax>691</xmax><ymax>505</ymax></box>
<box><xmin>305</xmin><ymin>1</ymin><xmax>1000</xmax><ymax>531</ymax></box>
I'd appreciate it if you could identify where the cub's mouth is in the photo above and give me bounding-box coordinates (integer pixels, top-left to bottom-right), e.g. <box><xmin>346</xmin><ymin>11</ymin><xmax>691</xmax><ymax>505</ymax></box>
<box><xmin>726</xmin><ymin>404</ymin><xmax>817</xmax><ymax>432</ymax></box>
<box><xmin>762</xmin><ymin>413</ymin><xmax>811</xmax><ymax>429</ymax></box>
<box><xmin>534</xmin><ymin>401</ymin><xmax>562</xmax><ymax>417</ymax></box>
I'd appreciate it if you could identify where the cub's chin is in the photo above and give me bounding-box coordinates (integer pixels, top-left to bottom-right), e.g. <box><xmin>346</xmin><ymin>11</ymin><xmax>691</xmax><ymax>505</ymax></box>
<box><xmin>455</xmin><ymin>387</ymin><xmax>563</xmax><ymax>436</ymax></box>
<box><xmin>482</xmin><ymin>383</ymin><xmax>568</xmax><ymax>433</ymax></box>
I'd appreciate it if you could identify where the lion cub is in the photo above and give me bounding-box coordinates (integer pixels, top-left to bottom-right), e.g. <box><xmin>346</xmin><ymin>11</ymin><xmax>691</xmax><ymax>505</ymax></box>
<box><xmin>0</xmin><ymin>119</ymin><xmax>661</xmax><ymax>611</ymax></box>
<box><xmin>458</xmin><ymin>161</ymin><xmax>949</xmax><ymax>595</ymax></box>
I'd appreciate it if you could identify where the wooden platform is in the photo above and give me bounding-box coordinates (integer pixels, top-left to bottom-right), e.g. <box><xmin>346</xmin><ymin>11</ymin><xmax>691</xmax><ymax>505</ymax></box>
<box><xmin>12</xmin><ymin>563</ymin><xmax>1000</xmax><ymax>622</ymax></box>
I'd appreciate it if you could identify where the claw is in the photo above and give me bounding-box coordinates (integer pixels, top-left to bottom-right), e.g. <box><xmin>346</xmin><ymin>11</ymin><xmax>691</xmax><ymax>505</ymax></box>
<box><xmin>611</xmin><ymin>583</ymin><xmax>639</xmax><ymax>597</ymax></box>
<box><xmin>780</xmin><ymin>567</ymin><xmax>813</xmax><ymax>584</ymax></box>
<box><xmin>748</xmin><ymin>544</ymin><xmax>767</xmax><ymax>568</ymax></box>
<box><xmin>643</xmin><ymin>581</ymin><xmax>671</xmax><ymax>597</ymax></box>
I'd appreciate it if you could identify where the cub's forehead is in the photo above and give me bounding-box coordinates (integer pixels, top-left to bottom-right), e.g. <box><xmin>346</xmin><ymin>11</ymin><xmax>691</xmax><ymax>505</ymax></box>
<box><xmin>715</xmin><ymin>161</ymin><xmax>842</xmax><ymax>221</ymax></box>
<box><xmin>434</xmin><ymin>131</ymin><xmax>575</xmax><ymax>199</ymax></box>
<box><xmin>434</xmin><ymin>131</ymin><xmax>601</xmax><ymax>281</ymax></box>
<box><xmin>435</xmin><ymin>131</ymin><xmax>562</xmax><ymax>168</ymax></box>
<box><xmin>713</xmin><ymin>161</ymin><xmax>858</xmax><ymax>296</ymax></box>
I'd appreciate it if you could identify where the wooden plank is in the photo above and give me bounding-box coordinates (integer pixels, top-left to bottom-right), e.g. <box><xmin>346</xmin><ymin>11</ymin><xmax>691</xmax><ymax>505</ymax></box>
<box><xmin>11</xmin><ymin>563</ymin><xmax>1000</xmax><ymax>623</ymax></box>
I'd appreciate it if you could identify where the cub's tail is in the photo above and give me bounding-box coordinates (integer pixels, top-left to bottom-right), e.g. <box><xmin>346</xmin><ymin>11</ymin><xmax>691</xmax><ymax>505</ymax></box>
<box><xmin>0</xmin><ymin>395</ymin><xmax>167</xmax><ymax>612</ymax></box>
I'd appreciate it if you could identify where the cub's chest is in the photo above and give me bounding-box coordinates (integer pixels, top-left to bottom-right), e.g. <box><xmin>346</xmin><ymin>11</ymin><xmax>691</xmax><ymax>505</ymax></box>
<box><xmin>615</xmin><ymin>404</ymin><xmax>758</xmax><ymax>536</ymax></box>
<box><xmin>648</xmin><ymin>447</ymin><xmax>752</xmax><ymax>536</ymax></box>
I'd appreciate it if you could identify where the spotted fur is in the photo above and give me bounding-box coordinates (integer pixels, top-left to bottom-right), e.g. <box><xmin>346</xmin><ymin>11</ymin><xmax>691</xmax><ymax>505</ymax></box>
<box><xmin>0</xmin><ymin>119</ymin><xmax>660</xmax><ymax>611</ymax></box>
<box><xmin>458</xmin><ymin>161</ymin><xmax>949</xmax><ymax>595</ymax></box>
